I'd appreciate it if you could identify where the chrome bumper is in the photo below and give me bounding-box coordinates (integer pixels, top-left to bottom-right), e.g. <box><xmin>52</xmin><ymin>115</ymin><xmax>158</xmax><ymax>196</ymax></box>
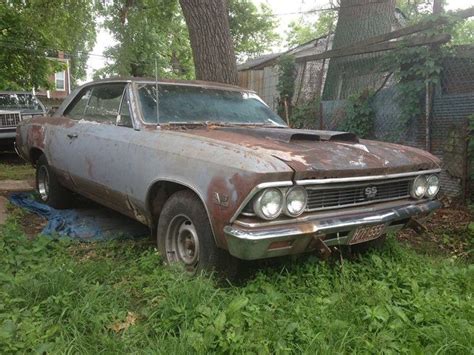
<box><xmin>224</xmin><ymin>199</ymin><xmax>441</xmax><ymax>260</ymax></box>
<box><xmin>0</xmin><ymin>128</ymin><xmax>16</xmax><ymax>141</ymax></box>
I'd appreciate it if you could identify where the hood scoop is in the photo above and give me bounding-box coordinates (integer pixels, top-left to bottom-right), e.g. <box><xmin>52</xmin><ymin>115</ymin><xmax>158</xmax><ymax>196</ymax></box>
<box><xmin>215</xmin><ymin>126</ymin><xmax>358</xmax><ymax>144</ymax></box>
<box><xmin>310</xmin><ymin>130</ymin><xmax>359</xmax><ymax>142</ymax></box>
<box><xmin>289</xmin><ymin>130</ymin><xmax>359</xmax><ymax>143</ymax></box>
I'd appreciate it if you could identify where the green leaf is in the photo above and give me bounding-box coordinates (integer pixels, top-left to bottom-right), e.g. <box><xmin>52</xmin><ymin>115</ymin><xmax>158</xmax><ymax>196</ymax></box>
<box><xmin>227</xmin><ymin>296</ymin><xmax>249</xmax><ymax>314</ymax></box>
<box><xmin>214</xmin><ymin>312</ymin><xmax>226</xmax><ymax>332</ymax></box>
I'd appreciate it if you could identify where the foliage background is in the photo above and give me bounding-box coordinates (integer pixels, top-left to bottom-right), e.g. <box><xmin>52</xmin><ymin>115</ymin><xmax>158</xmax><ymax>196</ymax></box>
<box><xmin>0</xmin><ymin>0</ymin><xmax>96</xmax><ymax>90</ymax></box>
<box><xmin>95</xmin><ymin>0</ymin><xmax>279</xmax><ymax>79</ymax></box>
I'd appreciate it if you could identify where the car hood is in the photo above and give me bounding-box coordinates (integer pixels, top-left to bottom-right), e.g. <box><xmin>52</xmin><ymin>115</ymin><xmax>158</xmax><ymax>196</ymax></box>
<box><xmin>179</xmin><ymin>126</ymin><xmax>441</xmax><ymax>179</ymax></box>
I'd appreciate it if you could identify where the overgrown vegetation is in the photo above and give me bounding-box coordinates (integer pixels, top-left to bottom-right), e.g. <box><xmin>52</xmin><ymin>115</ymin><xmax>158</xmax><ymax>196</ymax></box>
<box><xmin>338</xmin><ymin>90</ymin><xmax>375</xmax><ymax>138</ymax></box>
<box><xmin>0</xmin><ymin>163</ymin><xmax>34</xmax><ymax>181</ymax></box>
<box><xmin>0</xmin><ymin>208</ymin><xmax>473</xmax><ymax>353</ymax></box>
<box><xmin>276</xmin><ymin>55</ymin><xmax>320</xmax><ymax>129</ymax></box>
<box><xmin>378</xmin><ymin>13</ymin><xmax>468</xmax><ymax>140</ymax></box>
<box><xmin>469</xmin><ymin>114</ymin><xmax>474</xmax><ymax>202</ymax></box>
<box><xmin>276</xmin><ymin>55</ymin><xmax>296</xmax><ymax>123</ymax></box>
<box><xmin>289</xmin><ymin>99</ymin><xmax>320</xmax><ymax>129</ymax></box>
<box><xmin>384</xmin><ymin>45</ymin><xmax>443</xmax><ymax>134</ymax></box>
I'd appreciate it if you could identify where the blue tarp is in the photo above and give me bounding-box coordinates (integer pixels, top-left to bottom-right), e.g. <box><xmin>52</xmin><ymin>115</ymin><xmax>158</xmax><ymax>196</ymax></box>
<box><xmin>9</xmin><ymin>192</ymin><xmax>149</xmax><ymax>241</ymax></box>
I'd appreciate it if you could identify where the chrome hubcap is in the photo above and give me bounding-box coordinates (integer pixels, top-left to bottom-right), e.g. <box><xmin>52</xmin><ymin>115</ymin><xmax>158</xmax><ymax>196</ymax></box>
<box><xmin>165</xmin><ymin>214</ymin><xmax>200</xmax><ymax>270</ymax></box>
<box><xmin>37</xmin><ymin>166</ymin><xmax>50</xmax><ymax>201</ymax></box>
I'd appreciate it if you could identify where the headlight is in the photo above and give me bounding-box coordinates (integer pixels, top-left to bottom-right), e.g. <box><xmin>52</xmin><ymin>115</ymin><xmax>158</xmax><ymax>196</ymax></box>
<box><xmin>411</xmin><ymin>175</ymin><xmax>428</xmax><ymax>199</ymax></box>
<box><xmin>285</xmin><ymin>186</ymin><xmax>307</xmax><ymax>217</ymax></box>
<box><xmin>426</xmin><ymin>175</ymin><xmax>440</xmax><ymax>198</ymax></box>
<box><xmin>253</xmin><ymin>188</ymin><xmax>284</xmax><ymax>220</ymax></box>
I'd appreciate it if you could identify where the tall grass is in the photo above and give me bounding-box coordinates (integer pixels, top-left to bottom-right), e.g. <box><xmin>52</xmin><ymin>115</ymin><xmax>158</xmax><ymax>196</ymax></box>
<box><xmin>0</xmin><ymin>163</ymin><xmax>34</xmax><ymax>180</ymax></box>
<box><xmin>0</xmin><ymin>214</ymin><xmax>473</xmax><ymax>354</ymax></box>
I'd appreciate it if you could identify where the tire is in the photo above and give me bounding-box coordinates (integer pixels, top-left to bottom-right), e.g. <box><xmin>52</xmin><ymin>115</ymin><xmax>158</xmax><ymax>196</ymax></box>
<box><xmin>36</xmin><ymin>154</ymin><xmax>73</xmax><ymax>209</ymax></box>
<box><xmin>157</xmin><ymin>190</ymin><xmax>239</xmax><ymax>276</ymax></box>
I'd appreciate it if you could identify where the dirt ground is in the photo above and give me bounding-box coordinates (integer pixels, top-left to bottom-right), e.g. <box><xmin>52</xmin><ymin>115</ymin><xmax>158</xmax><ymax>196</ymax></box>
<box><xmin>398</xmin><ymin>203</ymin><xmax>473</xmax><ymax>260</ymax></box>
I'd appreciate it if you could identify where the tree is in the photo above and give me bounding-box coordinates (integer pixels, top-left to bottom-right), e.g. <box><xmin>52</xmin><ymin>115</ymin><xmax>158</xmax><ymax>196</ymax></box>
<box><xmin>396</xmin><ymin>0</ymin><xmax>436</xmax><ymax>22</ymax></box>
<box><xmin>97</xmin><ymin>0</ymin><xmax>278</xmax><ymax>80</ymax></box>
<box><xmin>286</xmin><ymin>11</ymin><xmax>337</xmax><ymax>48</ymax></box>
<box><xmin>0</xmin><ymin>0</ymin><xmax>96</xmax><ymax>90</ymax></box>
<box><xmin>322</xmin><ymin>0</ymin><xmax>396</xmax><ymax>99</ymax></box>
<box><xmin>97</xmin><ymin>0</ymin><xmax>192</xmax><ymax>79</ymax></box>
<box><xmin>179</xmin><ymin>0</ymin><xmax>238</xmax><ymax>84</ymax></box>
<box><xmin>228</xmin><ymin>0</ymin><xmax>279</xmax><ymax>61</ymax></box>
<box><xmin>451</xmin><ymin>18</ymin><xmax>474</xmax><ymax>45</ymax></box>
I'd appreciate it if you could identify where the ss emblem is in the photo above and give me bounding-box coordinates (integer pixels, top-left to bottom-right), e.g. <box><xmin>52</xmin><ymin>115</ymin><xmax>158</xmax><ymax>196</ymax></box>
<box><xmin>364</xmin><ymin>186</ymin><xmax>378</xmax><ymax>199</ymax></box>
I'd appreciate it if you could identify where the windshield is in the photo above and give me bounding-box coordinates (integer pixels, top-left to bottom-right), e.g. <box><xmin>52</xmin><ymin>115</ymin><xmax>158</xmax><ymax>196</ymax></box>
<box><xmin>0</xmin><ymin>93</ymin><xmax>44</xmax><ymax>112</ymax></box>
<box><xmin>137</xmin><ymin>84</ymin><xmax>286</xmax><ymax>126</ymax></box>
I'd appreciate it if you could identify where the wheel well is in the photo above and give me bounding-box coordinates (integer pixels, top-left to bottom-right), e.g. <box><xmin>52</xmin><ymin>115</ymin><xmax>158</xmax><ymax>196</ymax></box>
<box><xmin>147</xmin><ymin>181</ymin><xmax>193</xmax><ymax>227</ymax></box>
<box><xmin>29</xmin><ymin>148</ymin><xmax>43</xmax><ymax>166</ymax></box>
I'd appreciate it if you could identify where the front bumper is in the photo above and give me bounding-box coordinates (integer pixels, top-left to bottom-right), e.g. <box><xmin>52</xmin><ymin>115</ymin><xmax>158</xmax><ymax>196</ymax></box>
<box><xmin>224</xmin><ymin>199</ymin><xmax>441</xmax><ymax>260</ymax></box>
<box><xmin>0</xmin><ymin>128</ymin><xmax>16</xmax><ymax>140</ymax></box>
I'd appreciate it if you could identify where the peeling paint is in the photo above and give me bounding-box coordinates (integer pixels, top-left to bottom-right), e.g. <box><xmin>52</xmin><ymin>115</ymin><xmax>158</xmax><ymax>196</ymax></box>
<box><xmin>15</xmin><ymin>78</ymin><xmax>442</xmax><ymax>252</ymax></box>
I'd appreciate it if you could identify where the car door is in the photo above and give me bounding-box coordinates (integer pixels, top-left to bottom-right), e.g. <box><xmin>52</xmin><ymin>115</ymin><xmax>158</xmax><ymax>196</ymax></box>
<box><xmin>46</xmin><ymin>86</ymin><xmax>93</xmax><ymax>189</ymax></box>
<box><xmin>63</xmin><ymin>83</ymin><xmax>139</xmax><ymax>215</ymax></box>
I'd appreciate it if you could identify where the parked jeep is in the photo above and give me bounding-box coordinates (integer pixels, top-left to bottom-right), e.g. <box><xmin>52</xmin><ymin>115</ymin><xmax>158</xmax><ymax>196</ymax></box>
<box><xmin>16</xmin><ymin>78</ymin><xmax>442</xmax><ymax>274</ymax></box>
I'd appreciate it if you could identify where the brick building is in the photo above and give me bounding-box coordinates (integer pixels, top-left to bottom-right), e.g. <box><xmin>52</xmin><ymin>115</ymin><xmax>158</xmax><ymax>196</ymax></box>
<box><xmin>36</xmin><ymin>51</ymin><xmax>72</xmax><ymax>109</ymax></box>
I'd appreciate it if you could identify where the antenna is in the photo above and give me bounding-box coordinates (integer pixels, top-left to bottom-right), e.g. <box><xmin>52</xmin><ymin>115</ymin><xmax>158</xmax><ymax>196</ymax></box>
<box><xmin>155</xmin><ymin>57</ymin><xmax>160</xmax><ymax>125</ymax></box>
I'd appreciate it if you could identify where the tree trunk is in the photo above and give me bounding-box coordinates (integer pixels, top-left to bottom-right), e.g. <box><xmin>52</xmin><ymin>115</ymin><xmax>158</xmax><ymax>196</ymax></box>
<box><xmin>322</xmin><ymin>0</ymin><xmax>396</xmax><ymax>100</ymax></box>
<box><xmin>179</xmin><ymin>0</ymin><xmax>238</xmax><ymax>85</ymax></box>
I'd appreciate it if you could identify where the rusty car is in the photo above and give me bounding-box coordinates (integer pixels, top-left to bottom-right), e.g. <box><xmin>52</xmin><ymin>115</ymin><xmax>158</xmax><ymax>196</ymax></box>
<box><xmin>15</xmin><ymin>78</ymin><xmax>442</xmax><ymax>273</ymax></box>
<box><xmin>0</xmin><ymin>91</ymin><xmax>46</xmax><ymax>149</ymax></box>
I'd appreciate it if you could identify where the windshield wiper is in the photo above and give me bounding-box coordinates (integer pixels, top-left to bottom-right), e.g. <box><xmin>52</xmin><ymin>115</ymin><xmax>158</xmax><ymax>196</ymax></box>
<box><xmin>161</xmin><ymin>121</ymin><xmax>287</xmax><ymax>128</ymax></box>
<box><xmin>161</xmin><ymin>121</ymin><xmax>207</xmax><ymax>126</ymax></box>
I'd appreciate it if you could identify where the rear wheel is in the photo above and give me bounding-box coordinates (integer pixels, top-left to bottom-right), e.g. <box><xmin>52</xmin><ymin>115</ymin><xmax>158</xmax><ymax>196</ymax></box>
<box><xmin>157</xmin><ymin>190</ymin><xmax>239</xmax><ymax>276</ymax></box>
<box><xmin>36</xmin><ymin>154</ymin><xmax>73</xmax><ymax>209</ymax></box>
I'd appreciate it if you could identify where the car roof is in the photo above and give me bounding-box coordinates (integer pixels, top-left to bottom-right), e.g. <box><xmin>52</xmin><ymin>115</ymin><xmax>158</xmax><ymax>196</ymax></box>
<box><xmin>78</xmin><ymin>77</ymin><xmax>254</xmax><ymax>93</ymax></box>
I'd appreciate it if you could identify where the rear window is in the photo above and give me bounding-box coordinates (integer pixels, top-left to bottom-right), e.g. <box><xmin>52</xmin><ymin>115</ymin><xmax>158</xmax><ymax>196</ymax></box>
<box><xmin>0</xmin><ymin>93</ymin><xmax>44</xmax><ymax>112</ymax></box>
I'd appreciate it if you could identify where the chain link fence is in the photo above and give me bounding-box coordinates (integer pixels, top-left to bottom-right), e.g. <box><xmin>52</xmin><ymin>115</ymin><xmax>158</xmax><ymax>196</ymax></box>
<box><xmin>238</xmin><ymin>4</ymin><xmax>474</xmax><ymax>201</ymax></box>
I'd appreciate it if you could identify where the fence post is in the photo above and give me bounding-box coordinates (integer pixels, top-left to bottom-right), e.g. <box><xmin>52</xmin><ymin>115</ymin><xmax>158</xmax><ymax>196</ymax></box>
<box><xmin>425</xmin><ymin>81</ymin><xmax>432</xmax><ymax>152</ymax></box>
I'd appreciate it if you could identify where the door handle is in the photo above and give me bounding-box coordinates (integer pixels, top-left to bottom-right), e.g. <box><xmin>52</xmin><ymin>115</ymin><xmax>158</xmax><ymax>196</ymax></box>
<box><xmin>67</xmin><ymin>133</ymin><xmax>78</xmax><ymax>139</ymax></box>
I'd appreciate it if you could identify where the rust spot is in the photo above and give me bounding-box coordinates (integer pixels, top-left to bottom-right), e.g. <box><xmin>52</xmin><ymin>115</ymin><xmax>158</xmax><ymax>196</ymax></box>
<box><xmin>35</xmin><ymin>116</ymin><xmax>77</xmax><ymax>128</ymax></box>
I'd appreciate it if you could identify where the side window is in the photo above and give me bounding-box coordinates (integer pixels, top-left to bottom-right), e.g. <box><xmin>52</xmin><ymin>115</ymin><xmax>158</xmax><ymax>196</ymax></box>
<box><xmin>83</xmin><ymin>84</ymin><xmax>126</xmax><ymax>122</ymax></box>
<box><xmin>66</xmin><ymin>88</ymin><xmax>92</xmax><ymax>119</ymax></box>
<box><xmin>117</xmin><ymin>90</ymin><xmax>133</xmax><ymax>128</ymax></box>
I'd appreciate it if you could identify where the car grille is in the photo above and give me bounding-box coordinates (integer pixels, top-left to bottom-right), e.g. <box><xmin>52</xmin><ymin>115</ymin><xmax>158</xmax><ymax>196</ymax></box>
<box><xmin>305</xmin><ymin>178</ymin><xmax>412</xmax><ymax>212</ymax></box>
<box><xmin>0</xmin><ymin>112</ymin><xmax>21</xmax><ymax>128</ymax></box>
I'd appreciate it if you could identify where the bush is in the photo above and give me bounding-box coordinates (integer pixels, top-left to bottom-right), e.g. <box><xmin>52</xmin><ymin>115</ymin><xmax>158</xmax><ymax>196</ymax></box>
<box><xmin>338</xmin><ymin>89</ymin><xmax>375</xmax><ymax>138</ymax></box>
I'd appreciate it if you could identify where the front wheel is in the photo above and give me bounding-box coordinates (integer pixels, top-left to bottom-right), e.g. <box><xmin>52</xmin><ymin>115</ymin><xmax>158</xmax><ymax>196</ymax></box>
<box><xmin>157</xmin><ymin>190</ymin><xmax>239</xmax><ymax>276</ymax></box>
<box><xmin>36</xmin><ymin>154</ymin><xmax>73</xmax><ymax>209</ymax></box>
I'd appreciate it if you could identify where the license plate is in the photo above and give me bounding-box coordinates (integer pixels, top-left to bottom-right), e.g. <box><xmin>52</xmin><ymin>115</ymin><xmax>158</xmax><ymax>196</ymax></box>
<box><xmin>349</xmin><ymin>224</ymin><xmax>385</xmax><ymax>245</ymax></box>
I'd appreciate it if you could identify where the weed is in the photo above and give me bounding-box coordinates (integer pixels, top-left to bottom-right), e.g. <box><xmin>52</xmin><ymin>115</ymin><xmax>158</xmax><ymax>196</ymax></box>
<box><xmin>0</xmin><ymin>213</ymin><xmax>473</xmax><ymax>353</ymax></box>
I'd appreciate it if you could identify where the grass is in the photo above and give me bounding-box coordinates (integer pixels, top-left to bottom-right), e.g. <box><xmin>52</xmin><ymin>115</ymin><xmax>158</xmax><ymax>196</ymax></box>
<box><xmin>0</xmin><ymin>208</ymin><xmax>473</xmax><ymax>354</ymax></box>
<box><xmin>0</xmin><ymin>163</ymin><xmax>34</xmax><ymax>181</ymax></box>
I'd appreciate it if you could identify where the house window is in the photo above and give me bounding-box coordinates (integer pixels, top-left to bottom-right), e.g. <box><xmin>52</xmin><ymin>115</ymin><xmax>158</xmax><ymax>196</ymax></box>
<box><xmin>55</xmin><ymin>71</ymin><xmax>65</xmax><ymax>91</ymax></box>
